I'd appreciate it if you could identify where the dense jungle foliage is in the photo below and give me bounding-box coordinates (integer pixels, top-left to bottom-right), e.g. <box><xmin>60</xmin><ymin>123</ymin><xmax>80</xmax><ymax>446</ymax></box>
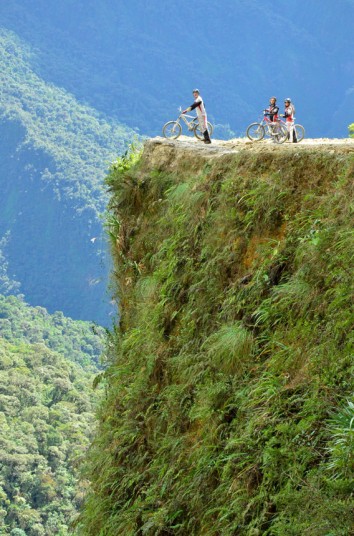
<box><xmin>80</xmin><ymin>145</ymin><xmax>354</xmax><ymax>535</ymax></box>
<box><xmin>0</xmin><ymin>29</ymin><xmax>135</xmax><ymax>323</ymax></box>
<box><xmin>0</xmin><ymin>295</ymin><xmax>104</xmax><ymax>369</ymax></box>
<box><xmin>0</xmin><ymin>294</ymin><xmax>104</xmax><ymax>535</ymax></box>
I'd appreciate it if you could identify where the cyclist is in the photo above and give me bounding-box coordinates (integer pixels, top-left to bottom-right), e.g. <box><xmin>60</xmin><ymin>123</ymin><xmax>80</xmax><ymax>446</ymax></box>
<box><xmin>282</xmin><ymin>98</ymin><xmax>297</xmax><ymax>143</ymax></box>
<box><xmin>263</xmin><ymin>96</ymin><xmax>280</xmax><ymax>141</ymax></box>
<box><xmin>264</xmin><ymin>96</ymin><xmax>279</xmax><ymax>122</ymax></box>
<box><xmin>182</xmin><ymin>89</ymin><xmax>211</xmax><ymax>144</ymax></box>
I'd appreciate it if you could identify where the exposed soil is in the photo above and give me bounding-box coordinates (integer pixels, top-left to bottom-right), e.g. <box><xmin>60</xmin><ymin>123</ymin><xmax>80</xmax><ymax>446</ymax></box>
<box><xmin>142</xmin><ymin>135</ymin><xmax>354</xmax><ymax>174</ymax></box>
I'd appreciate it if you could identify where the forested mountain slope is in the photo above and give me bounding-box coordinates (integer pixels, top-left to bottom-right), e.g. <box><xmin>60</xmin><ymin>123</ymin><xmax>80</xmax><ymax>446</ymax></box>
<box><xmin>0</xmin><ymin>295</ymin><xmax>104</xmax><ymax>535</ymax></box>
<box><xmin>80</xmin><ymin>138</ymin><xmax>354</xmax><ymax>535</ymax></box>
<box><xmin>0</xmin><ymin>294</ymin><xmax>103</xmax><ymax>369</ymax></box>
<box><xmin>0</xmin><ymin>0</ymin><xmax>353</xmax><ymax>137</ymax></box>
<box><xmin>0</xmin><ymin>29</ymin><xmax>136</xmax><ymax>323</ymax></box>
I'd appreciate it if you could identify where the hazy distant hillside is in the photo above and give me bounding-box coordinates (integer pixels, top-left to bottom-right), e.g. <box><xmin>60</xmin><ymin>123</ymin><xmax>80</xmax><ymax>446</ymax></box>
<box><xmin>0</xmin><ymin>0</ymin><xmax>353</xmax><ymax>137</ymax></box>
<box><xmin>0</xmin><ymin>29</ymin><xmax>136</xmax><ymax>323</ymax></box>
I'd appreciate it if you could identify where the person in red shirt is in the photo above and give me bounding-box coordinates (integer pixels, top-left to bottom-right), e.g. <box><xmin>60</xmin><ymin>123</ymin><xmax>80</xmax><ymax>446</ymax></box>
<box><xmin>282</xmin><ymin>98</ymin><xmax>297</xmax><ymax>143</ymax></box>
<box><xmin>264</xmin><ymin>96</ymin><xmax>279</xmax><ymax>122</ymax></box>
<box><xmin>182</xmin><ymin>89</ymin><xmax>211</xmax><ymax>144</ymax></box>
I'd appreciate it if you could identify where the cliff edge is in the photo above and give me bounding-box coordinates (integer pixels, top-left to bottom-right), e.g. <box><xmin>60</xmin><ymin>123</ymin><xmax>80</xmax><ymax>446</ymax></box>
<box><xmin>141</xmin><ymin>136</ymin><xmax>354</xmax><ymax>173</ymax></box>
<box><xmin>80</xmin><ymin>137</ymin><xmax>354</xmax><ymax>535</ymax></box>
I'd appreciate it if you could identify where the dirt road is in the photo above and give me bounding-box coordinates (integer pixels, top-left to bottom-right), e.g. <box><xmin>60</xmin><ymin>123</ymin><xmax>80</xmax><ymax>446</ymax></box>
<box><xmin>142</xmin><ymin>136</ymin><xmax>354</xmax><ymax>173</ymax></box>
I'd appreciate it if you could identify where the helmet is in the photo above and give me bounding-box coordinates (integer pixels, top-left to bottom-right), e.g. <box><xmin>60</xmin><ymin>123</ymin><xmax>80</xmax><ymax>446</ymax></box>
<box><xmin>285</xmin><ymin>98</ymin><xmax>291</xmax><ymax>103</ymax></box>
<box><xmin>270</xmin><ymin>96</ymin><xmax>277</xmax><ymax>101</ymax></box>
<box><xmin>192</xmin><ymin>88</ymin><xmax>200</xmax><ymax>94</ymax></box>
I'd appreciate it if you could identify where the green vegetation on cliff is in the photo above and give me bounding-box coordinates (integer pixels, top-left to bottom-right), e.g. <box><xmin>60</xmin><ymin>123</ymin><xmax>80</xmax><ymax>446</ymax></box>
<box><xmin>0</xmin><ymin>295</ymin><xmax>104</xmax><ymax>535</ymax></box>
<box><xmin>80</xmin><ymin>142</ymin><xmax>353</xmax><ymax>535</ymax></box>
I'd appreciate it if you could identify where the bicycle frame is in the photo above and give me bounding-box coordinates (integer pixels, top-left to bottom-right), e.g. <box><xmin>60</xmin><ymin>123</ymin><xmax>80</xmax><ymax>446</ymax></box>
<box><xmin>176</xmin><ymin>112</ymin><xmax>198</xmax><ymax>131</ymax></box>
<box><xmin>259</xmin><ymin>114</ymin><xmax>291</xmax><ymax>141</ymax></box>
<box><xmin>162</xmin><ymin>107</ymin><xmax>213</xmax><ymax>140</ymax></box>
<box><xmin>260</xmin><ymin>114</ymin><xmax>279</xmax><ymax>135</ymax></box>
<box><xmin>246</xmin><ymin>112</ymin><xmax>289</xmax><ymax>144</ymax></box>
<box><xmin>265</xmin><ymin>115</ymin><xmax>301</xmax><ymax>132</ymax></box>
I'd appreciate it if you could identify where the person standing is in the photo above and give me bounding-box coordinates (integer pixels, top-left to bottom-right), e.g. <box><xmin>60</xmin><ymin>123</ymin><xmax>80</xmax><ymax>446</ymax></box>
<box><xmin>182</xmin><ymin>89</ymin><xmax>211</xmax><ymax>144</ymax></box>
<box><xmin>264</xmin><ymin>96</ymin><xmax>279</xmax><ymax>122</ymax></box>
<box><xmin>282</xmin><ymin>98</ymin><xmax>297</xmax><ymax>143</ymax></box>
<box><xmin>264</xmin><ymin>96</ymin><xmax>280</xmax><ymax>141</ymax></box>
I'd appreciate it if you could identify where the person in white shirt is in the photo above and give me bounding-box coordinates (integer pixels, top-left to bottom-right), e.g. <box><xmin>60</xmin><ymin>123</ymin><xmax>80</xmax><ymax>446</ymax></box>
<box><xmin>182</xmin><ymin>89</ymin><xmax>211</xmax><ymax>144</ymax></box>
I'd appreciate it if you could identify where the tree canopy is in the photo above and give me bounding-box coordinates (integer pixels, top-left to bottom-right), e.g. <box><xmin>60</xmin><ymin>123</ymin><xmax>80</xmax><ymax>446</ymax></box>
<box><xmin>0</xmin><ymin>295</ymin><xmax>104</xmax><ymax>534</ymax></box>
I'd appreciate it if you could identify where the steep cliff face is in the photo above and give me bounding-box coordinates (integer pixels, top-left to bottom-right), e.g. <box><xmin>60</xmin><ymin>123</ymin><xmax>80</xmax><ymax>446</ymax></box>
<box><xmin>80</xmin><ymin>138</ymin><xmax>354</xmax><ymax>535</ymax></box>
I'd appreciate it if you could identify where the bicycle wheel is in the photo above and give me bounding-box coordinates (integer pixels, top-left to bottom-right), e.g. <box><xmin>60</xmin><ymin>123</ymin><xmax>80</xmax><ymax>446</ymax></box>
<box><xmin>246</xmin><ymin>123</ymin><xmax>265</xmax><ymax>141</ymax></box>
<box><xmin>294</xmin><ymin>124</ymin><xmax>305</xmax><ymax>142</ymax></box>
<box><xmin>194</xmin><ymin>121</ymin><xmax>213</xmax><ymax>140</ymax></box>
<box><xmin>273</xmin><ymin>123</ymin><xmax>288</xmax><ymax>144</ymax></box>
<box><xmin>162</xmin><ymin>121</ymin><xmax>182</xmax><ymax>139</ymax></box>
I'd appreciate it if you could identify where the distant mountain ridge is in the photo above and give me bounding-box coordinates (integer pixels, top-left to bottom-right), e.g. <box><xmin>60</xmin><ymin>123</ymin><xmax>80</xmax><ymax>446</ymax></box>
<box><xmin>0</xmin><ymin>29</ymin><xmax>131</xmax><ymax>214</ymax></box>
<box><xmin>0</xmin><ymin>0</ymin><xmax>353</xmax><ymax>137</ymax></box>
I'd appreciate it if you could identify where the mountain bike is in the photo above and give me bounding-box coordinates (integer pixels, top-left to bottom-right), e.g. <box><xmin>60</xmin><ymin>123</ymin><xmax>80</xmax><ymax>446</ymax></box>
<box><xmin>278</xmin><ymin>117</ymin><xmax>305</xmax><ymax>142</ymax></box>
<box><xmin>246</xmin><ymin>113</ymin><xmax>288</xmax><ymax>143</ymax></box>
<box><xmin>163</xmin><ymin>107</ymin><xmax>213</xmax><ymax>140</ymax></box>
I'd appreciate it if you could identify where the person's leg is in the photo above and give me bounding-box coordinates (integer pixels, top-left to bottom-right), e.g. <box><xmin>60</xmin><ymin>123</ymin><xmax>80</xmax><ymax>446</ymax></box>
<box><xmin>199</xmin><ymin>115</ymin><xmax>211</xmax><ymax>143</ymax></box>
<box><xmin>287</xmin><ymin>121</ymin><xmax>293</xmax><ymax>142</ymax></box>
<box><xmin>198</xmin><ymin>116</ymin><xmax>207</xmax><ymax>132</ymax></box>
<box><xmin>292</xmin><ymin>123</ymin><xmax>298</xmax><ymax>143</ymax></box>
<box><xmin>288</xmin><ymin>121</ymin><xmax>297</xmax><ymax>143</ymax></box>
<box><xmin>203</xmin><ymin>130</ymin><xmax>211</xmax><ymax>143</ymax></box>
<box><xmin>270</xmin><ymin>121</ymin><xmax>278</xmax><ymax>142</ymax></box>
